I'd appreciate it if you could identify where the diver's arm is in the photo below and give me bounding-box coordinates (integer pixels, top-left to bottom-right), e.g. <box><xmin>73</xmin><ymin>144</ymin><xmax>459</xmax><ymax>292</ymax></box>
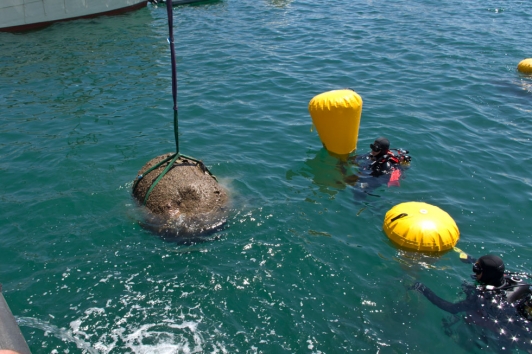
<box><xmin>412</xmin><ymin>282</ymin><xmax>471</xmax><ymax>314</ymax></box>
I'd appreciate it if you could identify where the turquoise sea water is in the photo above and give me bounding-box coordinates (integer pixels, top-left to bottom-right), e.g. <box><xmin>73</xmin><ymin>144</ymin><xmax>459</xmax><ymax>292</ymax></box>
<box><xmin>1</xmin><ymin>0</ymin><xmax>532</xmax><ymax>352</ymax></box>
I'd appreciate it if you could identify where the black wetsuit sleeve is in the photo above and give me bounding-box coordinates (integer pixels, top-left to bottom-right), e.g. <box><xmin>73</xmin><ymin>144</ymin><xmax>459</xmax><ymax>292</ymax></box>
<box><xmin>414</xmin><ymin>283</ymin><xmax>471</xmax><ymax>314</ymax></box>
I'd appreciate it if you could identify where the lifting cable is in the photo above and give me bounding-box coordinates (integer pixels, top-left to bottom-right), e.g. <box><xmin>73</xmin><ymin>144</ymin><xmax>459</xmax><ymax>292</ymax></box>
<box><xmin>133</xmin><ymin>0</ymin><xmax>216</xmax><ymax>205</ymax></box>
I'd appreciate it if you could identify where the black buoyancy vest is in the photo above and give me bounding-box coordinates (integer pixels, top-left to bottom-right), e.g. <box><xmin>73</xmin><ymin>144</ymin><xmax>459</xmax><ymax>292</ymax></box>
<box><xmin>483</xmin><ymin>275</ymin><xmax>531</xmax><ymax>303</ymax></box>
<box><xmin>371</xmin><ymin>151</ymin><xmax>398</xmax><ymax>174</ymax></box>
<box><xmin>505</xmin><ymin>277</ymin><xmax>531</xmax><ymax>303</ymax></box>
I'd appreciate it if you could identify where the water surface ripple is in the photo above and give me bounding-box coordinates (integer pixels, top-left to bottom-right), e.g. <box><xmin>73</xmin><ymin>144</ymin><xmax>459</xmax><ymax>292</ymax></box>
<box><xmin>1</xmin><ymin>0</ymin><xmax>531</xmax><ymax>352</ymax></box>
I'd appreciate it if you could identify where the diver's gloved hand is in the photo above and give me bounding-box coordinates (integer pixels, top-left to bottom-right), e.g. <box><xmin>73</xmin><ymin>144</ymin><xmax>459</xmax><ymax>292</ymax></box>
<box><xmin>410</xmin><ymin>282</ymin><xmax>427</xmax><ymax>293</ymax></box>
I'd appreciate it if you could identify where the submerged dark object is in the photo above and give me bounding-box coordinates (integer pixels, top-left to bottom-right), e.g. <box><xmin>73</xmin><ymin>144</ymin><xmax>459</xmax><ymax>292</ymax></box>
<box><xmin>133</xmin><ymin>153</ymin><xmax>229</xmax><ymax>237</ymax></box>
<box><xmin>158</xmin><ymin>0</ymin><xmax>219</xmax><ymax>6</ymax></box>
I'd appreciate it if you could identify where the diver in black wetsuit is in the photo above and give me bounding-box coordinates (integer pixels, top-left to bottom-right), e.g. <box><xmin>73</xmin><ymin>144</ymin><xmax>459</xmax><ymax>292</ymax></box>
<box><xmin>411</xmin><ymin>255</ymin><xmax>532</xmax><ymax>351</ymax></box>
<box><xmin>344</xmin><ymin>137</ymin><xmax>411</xmax><ymax>195</ymax></box>
<box><xmin>367</xmin><ymin>137</ymin><xmax>401</xmax><ymax>177</ymax></box>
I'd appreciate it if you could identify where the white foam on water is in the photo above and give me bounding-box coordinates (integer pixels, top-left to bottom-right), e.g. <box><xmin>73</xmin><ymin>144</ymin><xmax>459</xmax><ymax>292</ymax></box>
<box><xmin>17</xmin><ymin>316</ymin><xmax>99</xmax><ymax>354</ymax></box>
<box><xmin>19</xmin><ymin>309</ymin><xmax>230</xmax><ymax>353</ymax></box>
<box><xmin>93</xmin><ymin>322</ymin><xmax>205</xmax><ymax>354</ymax></box>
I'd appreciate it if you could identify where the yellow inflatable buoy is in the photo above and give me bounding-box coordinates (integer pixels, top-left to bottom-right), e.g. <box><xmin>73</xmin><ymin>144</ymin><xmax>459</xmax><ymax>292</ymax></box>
<box><xmin>308</xmin><ymin>89</ymin><xmax>362</xmax><ymax>159</ymax></box>
<box><xmin>383</xmin><ymin>202</ymin><xmax>459</xmax><ymax>252</ymax></box>
<box><xmin>517</xmin><ymin>58</ymin><xmax>532</xmax><ymax>74</ymax></box>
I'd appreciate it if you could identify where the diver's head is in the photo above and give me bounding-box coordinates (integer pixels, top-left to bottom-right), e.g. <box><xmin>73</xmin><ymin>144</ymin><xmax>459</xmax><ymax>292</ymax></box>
<box><xmin>370</xmin><ymin>137</ymin><xmax>390</xmax><ymax>157</ymax></box>
<box><xmin>472</xmin><ymin>254</ymin><xmax>505</xmax><ymax>286</ymax></box>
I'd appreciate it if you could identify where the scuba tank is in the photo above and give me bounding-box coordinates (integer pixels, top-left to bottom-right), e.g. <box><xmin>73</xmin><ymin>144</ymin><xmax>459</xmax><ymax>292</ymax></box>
<box><xmin>504</xmin><ymin>276</ymin><xmax>531</xmax><ymax>303</ymax></box>
<box><xmin>481</xmin><ymin>275</ymin><xmax>532</xmax><ymax>305</ymax></box>
<box><xmin>501</xmin><ymin>274</ymin><xmax>532</xmax><ymax>321</ymax></box>
<box><xmin>393</xmin><ymin>148</ymin><xmax>411</xmax><ymax>165</ymax></box>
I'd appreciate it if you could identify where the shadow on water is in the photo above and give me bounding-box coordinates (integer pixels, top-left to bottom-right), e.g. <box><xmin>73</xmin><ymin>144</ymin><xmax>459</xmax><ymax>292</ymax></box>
<box><xmin>265</xmin><ymin>0</ymin><xmax>293</xmax><ymax>8</ymax></box>
<box><xmin>379</xmin><ymin>246</ymin><xmax>458</xmax><ymax>286</ymax></box>
<box><xmin>133</xmin><ymin>202</ymin><xmax>228</xmax><ymax>245</ymax></box>
<box><xmin>492</xmin><ymin>76</ymin><xmax>532</xmax><ymax>105</ymax></box>
<box><xmin>158</xmin><ymin>0</ymin><xmax>223</xmax><ymax>7</ymax></box>
<box><xmin>286</xmin><ymin>149</ymin><xmax>398</xmax><ymax>212</ymax></box>
<box><xmin>126</xmin><ymin>175</ymin><xmax>247</xmax><ymax>246</ymax></box>
<box><xmin>286</xmin><ymin>148</ymin><xmax>347</xmax><ymax>198</ymax></box>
